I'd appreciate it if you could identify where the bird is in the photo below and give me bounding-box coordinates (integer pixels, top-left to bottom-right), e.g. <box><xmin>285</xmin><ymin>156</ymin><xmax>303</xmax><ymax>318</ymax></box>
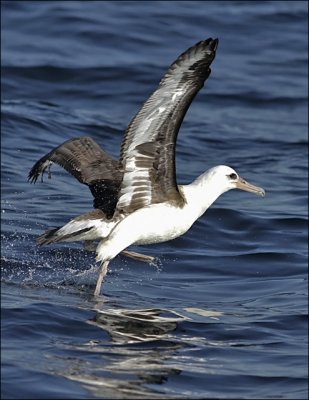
<box><xmin>28</xmin><ymin>38</ymin><xmax>265</xmax><ymax>296</ymax></box>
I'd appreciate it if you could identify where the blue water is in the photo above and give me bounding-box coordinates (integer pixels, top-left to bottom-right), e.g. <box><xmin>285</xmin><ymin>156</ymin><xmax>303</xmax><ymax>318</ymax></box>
<box><xmin>1</xmin><ymin>1</ymin><xmax>308</xmax><ymax>399</ymax></box>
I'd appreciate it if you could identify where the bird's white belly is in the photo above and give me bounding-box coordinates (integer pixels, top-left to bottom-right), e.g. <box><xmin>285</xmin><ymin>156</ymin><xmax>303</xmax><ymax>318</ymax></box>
<box><xmin>96</xmin><ymin>202</ymin><xmax>197</xmax><ymax>262</ymax></box>
<box><xmin>123</xmin><ymin>203</ymin><xmax>194</xmax><ymax>244</ymax></box>
<box><xmin>133</xmin><ymin>205</ymin><xmax>190</xmax><ymax>245</ymax></box>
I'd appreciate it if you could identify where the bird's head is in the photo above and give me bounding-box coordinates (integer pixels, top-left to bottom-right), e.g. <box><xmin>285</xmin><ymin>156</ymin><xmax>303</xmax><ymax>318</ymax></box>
<box><xmin>207</xmin><ymin>165</ymin><xmax>265</xmax><ymax>197</ymax></box>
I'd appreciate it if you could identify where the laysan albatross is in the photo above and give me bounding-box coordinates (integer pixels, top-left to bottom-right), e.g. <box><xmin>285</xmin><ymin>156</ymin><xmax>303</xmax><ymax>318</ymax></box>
<box><xmin>28</xmin><ymin>38</ymin><xmax>265</xmax><ymax>296</ymax></box>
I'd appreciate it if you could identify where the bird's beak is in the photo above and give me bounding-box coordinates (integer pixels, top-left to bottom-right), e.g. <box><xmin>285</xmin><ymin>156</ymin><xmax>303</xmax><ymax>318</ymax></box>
<box><xmin>236</xmin><ymin>177</ymin><xmax>265</xmax><ymax>197</ymax></box>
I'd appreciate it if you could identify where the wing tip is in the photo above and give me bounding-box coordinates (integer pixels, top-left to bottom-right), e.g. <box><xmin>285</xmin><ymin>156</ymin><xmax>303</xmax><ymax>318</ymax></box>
<box><xmin>195</xmin><ymin>37</ymin><xmax>219</xmax><ymax>54</ymax></box>
<box><xmin>28</xmin><ymin>166</ymin><xmax>40</xmax><ymax>184</ymax></box>
<box><xmin>28</xmin><ymin>160</ymin><xmax>53</xmax><ymax>184</ymax></box>
<box><xmin>168</xmin><ymin>37</ymin><xmax>219</xmax><ymax>74</ymax></box>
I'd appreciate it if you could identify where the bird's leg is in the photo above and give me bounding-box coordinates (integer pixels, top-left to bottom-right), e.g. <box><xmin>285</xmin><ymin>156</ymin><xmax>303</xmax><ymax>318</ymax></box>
<box><xmin>94</xmin><ymin>260</ymin><xmax>109</xmax><ymax>296</ymax></box>
<box><xmin>121</xmin><ymin>250</ymin><xmax>154</xmax><ymax>263</ymax></box>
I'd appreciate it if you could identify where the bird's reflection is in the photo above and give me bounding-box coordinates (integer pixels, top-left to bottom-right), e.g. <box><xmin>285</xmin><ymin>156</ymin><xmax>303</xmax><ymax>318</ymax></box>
<box><xmin>60</xmin><ymin>305</ymin><xmax>187</xmax><ymax>399</ymax></box>
<box><xmin>90</xmin><ymin>305</ymin><xmax>186</xmax><ymax>344</ymax></box>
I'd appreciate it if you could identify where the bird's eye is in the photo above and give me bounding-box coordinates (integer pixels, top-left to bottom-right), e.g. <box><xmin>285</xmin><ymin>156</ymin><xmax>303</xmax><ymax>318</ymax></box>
<box><xmin>228</xmin><ymin>173</ymin><xmax>237</xmax><ymax>180</ymax></box>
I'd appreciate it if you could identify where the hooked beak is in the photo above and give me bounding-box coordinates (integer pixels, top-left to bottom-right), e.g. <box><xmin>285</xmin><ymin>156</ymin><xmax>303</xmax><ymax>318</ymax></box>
<box><xmin>236</xmin><ymin>177</ymin><xmax>265</xmax><ymax>197</ymax></box>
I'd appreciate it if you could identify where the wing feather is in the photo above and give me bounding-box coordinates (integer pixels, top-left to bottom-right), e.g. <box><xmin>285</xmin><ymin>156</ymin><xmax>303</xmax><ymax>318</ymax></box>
<box><xmin>28</xmin><ymin>136</ymin><xmax>122</xmax><ymax>217</ymax></box>
<box><xmin>117</xmin><ymin>38</ymin><xmax>218</xmax><ymax>214</ymax></box>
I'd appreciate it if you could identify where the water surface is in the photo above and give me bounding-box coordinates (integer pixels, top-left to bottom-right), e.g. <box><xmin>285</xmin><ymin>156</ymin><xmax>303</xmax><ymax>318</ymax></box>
<box><xmin>1</xmin><ymin>1</ymin><xmax>308</xmax><ymax>399</ymax></box>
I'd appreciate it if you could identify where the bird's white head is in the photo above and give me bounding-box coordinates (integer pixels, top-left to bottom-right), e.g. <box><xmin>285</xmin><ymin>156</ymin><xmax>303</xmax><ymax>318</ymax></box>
<box><xmin>195</xmin><ymin>165</ymin><xmax>265</xmax><ymax>198</ymax></box>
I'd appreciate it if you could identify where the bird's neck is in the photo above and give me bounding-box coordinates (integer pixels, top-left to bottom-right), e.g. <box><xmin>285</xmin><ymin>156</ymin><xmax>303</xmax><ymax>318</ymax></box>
<box><xmin>180</xmin><ymin>171</ymin><xmax>228</xmax><ymax>220</ymax></box>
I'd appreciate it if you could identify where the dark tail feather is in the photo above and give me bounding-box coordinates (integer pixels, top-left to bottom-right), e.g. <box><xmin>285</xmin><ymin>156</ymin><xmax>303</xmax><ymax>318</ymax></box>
<box><xmin>37</xmin><ymin>227</ymin><xmax>62</xmax><ymax>246</ymax></box>
<box><xmin>37</xmin><ymin>227</ymin><xmax>93</xmax><ymax>246</ymax></box>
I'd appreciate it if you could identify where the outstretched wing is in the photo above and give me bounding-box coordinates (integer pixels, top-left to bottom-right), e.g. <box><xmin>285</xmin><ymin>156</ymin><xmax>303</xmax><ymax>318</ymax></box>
<box><xmin>28</xmin><ymin>136</ymin><xmax>122</xmax><ymax>217</ymax></box>
<box><xmin>116</xmin><ymin>38</ymin><xmax>218</xmax><ymax>214</ymax></box>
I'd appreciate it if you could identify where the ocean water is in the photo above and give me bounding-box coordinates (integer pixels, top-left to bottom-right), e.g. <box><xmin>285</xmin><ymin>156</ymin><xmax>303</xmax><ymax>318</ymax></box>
<box><xmin>1</xmin><ymin>1</ymin><xmax>308</xmax><ymax>399</ymax></box>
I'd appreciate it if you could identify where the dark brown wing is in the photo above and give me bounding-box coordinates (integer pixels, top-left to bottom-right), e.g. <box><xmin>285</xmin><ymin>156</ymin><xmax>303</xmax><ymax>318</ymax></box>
<box><xmin>28</xmin><ymin>136</ymin><xmax>122</xmax><ymax>217</ymax></box>
<box><xmin>116</xmin><ymin>38</ymin><xmax>218</xmax><ymax>214</ymax></box>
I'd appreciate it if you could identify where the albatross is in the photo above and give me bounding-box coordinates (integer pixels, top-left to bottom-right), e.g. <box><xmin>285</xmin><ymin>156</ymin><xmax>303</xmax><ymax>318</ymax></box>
<box><xmin>28</xmin><ymin>38</ymin><xmax>265</xmax><ymax>296</ymax></box>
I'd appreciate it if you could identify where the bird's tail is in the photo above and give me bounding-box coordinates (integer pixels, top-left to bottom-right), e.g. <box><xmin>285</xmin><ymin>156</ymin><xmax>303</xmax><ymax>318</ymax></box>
<box><xmin>37</xmin><ymin>209</ymin><xmax>113</xmax><ymax>246</ymax></box>
<box><xmin>37</xmin><ymin>226</ymin><xmax>94</xmax><ymax>246</ymax></box>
